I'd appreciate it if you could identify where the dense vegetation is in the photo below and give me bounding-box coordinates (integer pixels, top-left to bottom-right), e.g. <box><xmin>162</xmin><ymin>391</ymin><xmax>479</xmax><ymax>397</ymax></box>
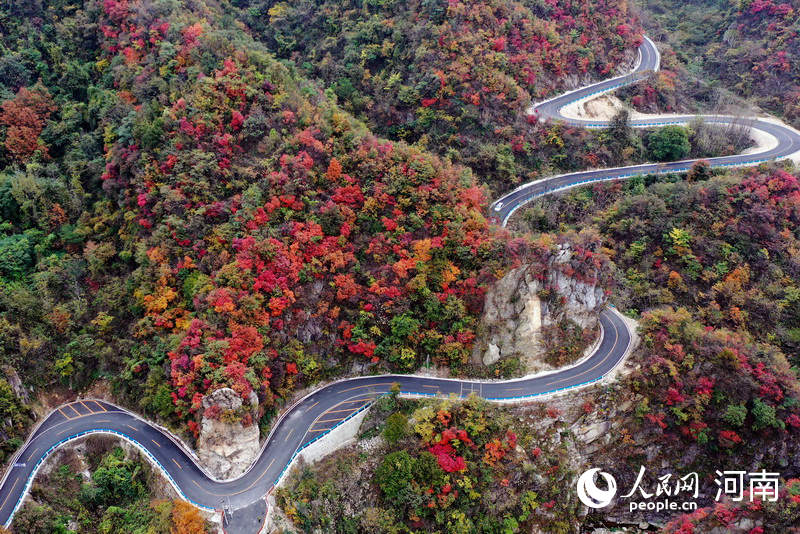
<box><xmin>518</xmin><ymin>166</ymin><xmax>800</xmax><ymax>361</ymax></box>
<box><xmin>236</xmin><ymin>0</ymin><xmax>652</xmax><ymax>192</ymax></box>
<box><xmin>633</xmin><ymin>307</ymin><xmax>799</xmax><ymax>457</ymax></box>
<box><xmin>516</xmin><ymin>165</ymin><xmax>800</xmax><ymax>455</ymax></box>
<box><xmin>1</xmin><ymin>0</ymin><xmax>799</xmax><ymax>531</ymax></box>
<box><xmin>11</xmin><ymin>440</ymin><xmax>210</xmax><ymax>534</ymax></box>
<box><xmin>277</xmin><ymin>167</ymin><xmax>800</xmax><ymax>533</ymax></box>
<box><xmin>634</xmin><ymin>0</ymin><xmax>800</xmax><ymax>127</ymax></box>
<box><xmin>0</xmin><ymin>0</ymin><xmax>621</xmax><ymax>443</ymax></box>
<box><xmin>277</xmin><ymin>394</ymin><xmax>583</xmax><ymax>534</ymax></box>
<box><xmin>0</xmin><ymin>0</ymin><xmax>501</xmax><ymax>434</ymax></box>
<box><xmin>0</xmin><ymin>376</ymin><xmax>32</xmax><ymax>464</ymax></box>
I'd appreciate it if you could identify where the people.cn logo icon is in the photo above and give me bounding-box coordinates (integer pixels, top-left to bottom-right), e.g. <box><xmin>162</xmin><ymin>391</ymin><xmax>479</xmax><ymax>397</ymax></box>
<box><xmin>577</xmin><ymin>468</ymin><xmax>617</xmax><ymax>508</ymax></box>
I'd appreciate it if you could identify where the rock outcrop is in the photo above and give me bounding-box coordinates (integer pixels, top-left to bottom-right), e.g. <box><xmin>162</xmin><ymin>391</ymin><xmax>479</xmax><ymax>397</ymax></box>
<box><xmin>2</xmin><ymin>366</ymin><xmax>30</xmax><ymax>404</ymax></box>
<box><xmin>196</xmin><ymin>388</ymin><xmax>260</xmax><ymax>479</ymax></box>
<box><xmin>473</xmin><ymin>247</ymin><xmax>607</xmax><ymax>373</ymax></box>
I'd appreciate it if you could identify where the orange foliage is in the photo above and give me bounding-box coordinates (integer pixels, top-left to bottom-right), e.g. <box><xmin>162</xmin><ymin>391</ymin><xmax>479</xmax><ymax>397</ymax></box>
<box><xmin>171</xmin><ymin>500</ymin><xmax>206</xmax><ymax>534</ymax></box>
<box><xmin>0</xmin><ymin>85</ymin><xmax>56</xmax><ymax>162</ymax></box>
<box><xmin>326</xmin><ymin>157</ymin><xmax>343</xmax><ymax>180</ymax></box>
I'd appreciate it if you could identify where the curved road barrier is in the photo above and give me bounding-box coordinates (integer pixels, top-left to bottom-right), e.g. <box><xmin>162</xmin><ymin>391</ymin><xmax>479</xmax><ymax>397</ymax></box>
<box><xmin>2</xmin><ymin>35</ymin><xmax>799</xmax><ymax>528</ymax></box>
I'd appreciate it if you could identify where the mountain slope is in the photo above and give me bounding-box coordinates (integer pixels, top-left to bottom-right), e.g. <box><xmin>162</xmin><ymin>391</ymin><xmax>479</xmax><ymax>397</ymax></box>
<box><xmin>238</xmin><ymin>0</ymin><xmax>644</xmax><ymax>190</ymax></box>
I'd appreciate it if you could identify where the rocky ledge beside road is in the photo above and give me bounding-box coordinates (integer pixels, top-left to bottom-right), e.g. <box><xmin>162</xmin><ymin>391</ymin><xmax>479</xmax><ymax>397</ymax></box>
<box><xmin>473</xmin><ymin>247</ymin><xmax>607</xmax><ymax>374</ymax></box>
<box><xmin>196</xmin><ymin>387</ymin><xmax>260</xmax><ymax>479</ymax></box>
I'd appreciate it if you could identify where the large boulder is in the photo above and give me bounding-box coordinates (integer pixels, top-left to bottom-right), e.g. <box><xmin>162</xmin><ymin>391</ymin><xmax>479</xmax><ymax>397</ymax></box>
<box><xmin>473</xmin><ymin>247</ymin><xmax>607</xmax><ymax>374</ymax></box>
<box><xmin>196</xmin><ymin>387</ymin><xmax>260</xmax><ymax>479</ymax></box>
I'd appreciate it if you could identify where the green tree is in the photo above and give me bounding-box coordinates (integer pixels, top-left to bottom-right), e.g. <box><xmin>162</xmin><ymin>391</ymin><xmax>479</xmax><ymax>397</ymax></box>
<box><xmin>687</xmin><ymin>160</ymin><xmax>711</xmax><ymax>181</ymax></box>
<box><xmin>9</xmin><ymin>503</ymin><xmax>60</xmax><ymax>534</ymax></box>
<box><xmin>647</xmin><ymin>125</ymin><xmax>690</xmax><ymax>162</ymax></box>
<box><xmin>414</xmin><ymin>451</ymin><xmax>445</xmax><ymax>487</ymax></box>
<box><xmin>88</xmin><ymin>448</ymin><xmax>145</xmax><ymax>507</ymax></box>
<box><xmin>723</xmin><ymin>403</ymin><xmax>747</xmax><ymax>427</ymax></box>
<box><xmin>0</xmin><ymin>233</ymin><xmax>34</xmax><ymax>279</ymax></box>
<box><xmin>383</xmin><ymin>412</ymin><xmax>407</xmax><ymax>444</ymax></box>
<box><xmin>751</xmin><ymin>398</ymin><xmax>783</xmax><ymax>431</ymax></box>
<box><xmin>389</xmin><ymin>313</ymin><xmax>420</xmax><ymax>340</ymax></box>
<box><xmin>375</xmin><ymin>450</ymin><xmax>416</xmax><ymax>506</ymax></box>
<box><xmin>0</xmin><ymin>378</ymin><xmax>20</xmax><ymax>421</ymax></box>
<box><xmin>606</xmin><ymin>109</ymin><xmax>642</xmax><ymax>163</ymax></box>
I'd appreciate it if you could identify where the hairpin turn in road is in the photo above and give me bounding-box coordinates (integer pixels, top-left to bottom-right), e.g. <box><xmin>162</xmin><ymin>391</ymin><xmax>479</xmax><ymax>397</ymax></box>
<box><xmin>2</xmin><ymin>35</ymin><xmax>800</xmax><ymax>530</ymax></box>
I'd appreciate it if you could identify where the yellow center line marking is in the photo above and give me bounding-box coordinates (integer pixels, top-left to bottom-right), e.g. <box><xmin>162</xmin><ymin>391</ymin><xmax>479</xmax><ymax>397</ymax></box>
<box><xmin>583</xmin><ymin>319</ymin><xmax>620</xmax><ymax>375</ymax></box>
<box><xmin>284</xmin><ymin>428</ymin><xmax>294</xmax><ymax>442</ymax></box>
<box><xmin>192</xmin><ymin>479</ymin><xmax>227</xmax><ymax>496</ymax></box>
<box><xmin>0</xmin><ymin>478</ymin><xmax>20</xmax><ymax>510</ymax></box>
<box><xmin>151</xmin><ymin>439</ymin><xmax>161</xmax><ymax>448</ymax></box>
<box><xmin>26</xmin><ymin>448</ymin><xmax>39</xmax><ymax>462</ymax></box>
<box><xmin>172</xmin><ymin>458</ymin><xmax>182</xmax><ymax>469</ymax></box>
<box><xmin>231</xmin><ymin>458</ymin><xmax>276</xmax><ymax>496</ymax></box>
<box><xmin>96</xmin><ymin>419</ymin><xmax>112</xmax><ymax>423</ymax></box>
<box><xmin>126</xmin><ymin>424</ymin><xmax>137</xmax><ymax>432</ymax></box>
<box><xmin>306</xmin><ymin>401</ymin><xmax>319</xmax><ymax>412</ymax></box>
<box><xmin>337</xmin><ymin>396</ymin><xmax>377</xmax><ymax>405</ymax></box>
<box><xmin>422</xmin><ymin>385</ymin><xmax>438</xmax><ymax>388</ymax></box>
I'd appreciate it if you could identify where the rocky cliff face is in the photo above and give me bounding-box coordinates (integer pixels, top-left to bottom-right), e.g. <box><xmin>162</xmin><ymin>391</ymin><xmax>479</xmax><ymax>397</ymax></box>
<box><xmin>196</xmin><ymin>388</ymin><xmax>260</xmax><ymax>479</ymax></box>
<box><xmin>473</xmin><ymin>248</ymin><xmax>607</xmax><ymax>373</ymax></box>
<box><xmin>2</xmin><ymin>366</ymin><xmax>30</xmax><ymax>404</ymax></box>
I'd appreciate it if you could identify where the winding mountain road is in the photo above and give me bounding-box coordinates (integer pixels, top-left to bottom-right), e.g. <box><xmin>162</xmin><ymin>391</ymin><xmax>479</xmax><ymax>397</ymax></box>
<box><xmin>2</xmin><ymin>35</ymin><xmax>799</xmax><ymax>530</ymax></box>
<box><xmin>492</xmin><ymin>35</ymin><xmax>800</xmax><ymax>225</ymax></box>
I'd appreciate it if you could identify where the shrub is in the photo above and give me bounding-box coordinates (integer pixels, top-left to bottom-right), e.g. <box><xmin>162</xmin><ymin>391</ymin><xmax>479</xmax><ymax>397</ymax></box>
<box><xmin>647</xmin><ymin>125</ymin><xmax>690</xmax><ymax>161</ymax></box>
<box><xmin>383</xmin><ymin>412</ymin><xmax>408</xmax><ymax>444</ymax></box>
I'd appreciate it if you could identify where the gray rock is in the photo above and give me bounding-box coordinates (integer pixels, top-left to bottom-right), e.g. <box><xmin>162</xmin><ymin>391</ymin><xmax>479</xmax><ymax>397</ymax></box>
<box><xmin>483</xmin><ymin>343</ymin><xmax>501</xmax><ymax>366</ymax></box>
<box><xmin>201</xmin><ymin>387</ymin><xmax>243</xmax><ymax>412</ymax></box>
<box><xmin>735</xmin><ymin>518</ymin><xmax>756</xmax><ymax>531</ymax></box>
<box><xmin>574</xmin><ymin>421</ymin><xmax>610</xmax><ymax>444</ymax></box>
<box><xmin>2</xmin><ymin>366</ymin><xmax>30</xmax><ymax>404</ymax></box>
<box><xmin>473</xmin><ymin>247</ymin><xmax>607</xmax><ymax>374</ymax></box>
<box><xmin>197</xmin><ymin>388</ymin><xmax>260</xmax><ymax>479</ymax></box>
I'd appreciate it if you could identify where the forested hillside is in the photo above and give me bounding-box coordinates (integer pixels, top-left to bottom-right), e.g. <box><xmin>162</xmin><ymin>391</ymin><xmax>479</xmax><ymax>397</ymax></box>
<box><xmin>276</xmin><ymin>166</ymin><xmax>800</xmax><ymax>533</ymax></box>
<box><xmin>2</xmin><ymin>0</ymin><xmax>799</xmax><ymax>532</ymax></box>
<box><xmin>0</xmin><ymin>0</ymin><xmax>497</xmax><ymax>435</ymax></box>
<box><xmin>516</xmin><ymin>165</ymin><xmax>800</xmax><ymax>459</ymax></box>
<box><xmin>635</xmin><ymin>0</ymin><xmax>800</xmax><ymax>126</ymax></box>
<box><xmin>236</xmin><ymin>0</ymin><xmax>645</xmax><ymax>191</ymax></box>
<box><xmin>0</xmin><ymin>0</ymin><xmax>620</xmax><ymax>445</ymax></box>
<box><xmin>277</xmin><ymin>394</ymin><xmax>579</xmax><ymax>533</ymax></box>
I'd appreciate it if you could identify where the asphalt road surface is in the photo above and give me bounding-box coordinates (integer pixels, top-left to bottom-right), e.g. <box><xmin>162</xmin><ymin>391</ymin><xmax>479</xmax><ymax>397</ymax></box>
<box><xmin>0</xmin><ymin>307</ymin><xmax>630</xmax><ymax>525</ymax></box>
<box><xmin>2</xmin><ymin>34</ymin><xmax>798</xmax><ymax>530</ymax></box>
<box><xmin>492</xmin><ymin>35</ymin><xmax>800</xmax><ymax>225</ymax></box>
